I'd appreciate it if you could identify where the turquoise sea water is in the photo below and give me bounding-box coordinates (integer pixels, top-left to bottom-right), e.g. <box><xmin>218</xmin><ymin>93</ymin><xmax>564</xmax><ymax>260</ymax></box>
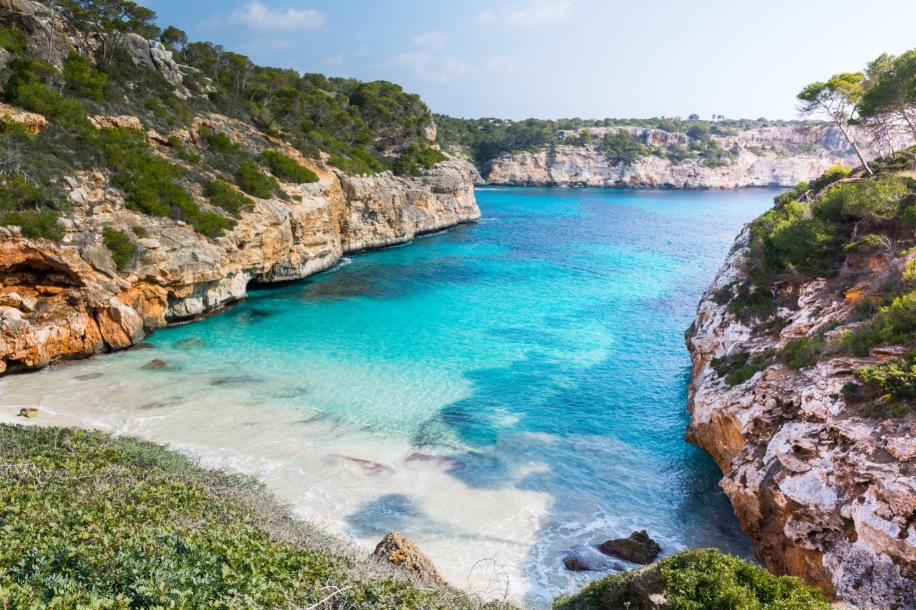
<box><xmin>0</xmin><ymin>187</ymin><xmax>777</xmax><ymax>604</ymax></box>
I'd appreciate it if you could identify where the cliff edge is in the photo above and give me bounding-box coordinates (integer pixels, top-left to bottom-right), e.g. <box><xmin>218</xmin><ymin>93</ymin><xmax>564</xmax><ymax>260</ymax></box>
<box><xmin>685</xmin><ymin>159</ymin><xmax>916</xmax><ymax>608</ymax></box>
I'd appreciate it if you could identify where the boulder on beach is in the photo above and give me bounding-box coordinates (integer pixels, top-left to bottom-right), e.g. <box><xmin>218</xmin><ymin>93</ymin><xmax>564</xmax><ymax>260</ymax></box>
<box><xmin>371</xmin><ymin>531</ymin><xmax>442</xmax><ymax>583</ymax></box>
<box><xmin>18</xmin><ymin>408</ymin><xmax>39</xmax><ymax>419</ymax></box>
<box><xmin>598</xmin><ymin>530</ymin><xmax>661</xmax><ymax>565</ymax></box>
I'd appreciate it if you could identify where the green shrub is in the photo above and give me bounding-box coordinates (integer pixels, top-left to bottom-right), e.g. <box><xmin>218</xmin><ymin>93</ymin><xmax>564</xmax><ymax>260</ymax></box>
<box><xmin>729</xmin><ymin>282</ymin><xmax>778</xmax><ymax>322</ymax></box>
<box><xmin>12</xmin><ymin>82</ymin><xmax>88</xmax><ymax>128</ymax></box>
<box><xmin>102</xmin><ymin>227</ymin><xmax>137</xmax><ymax>270</ymax></box>
<box><xmin>0</xmin><ymin>175</ymin><xmax>65</xmax><ymax>240</ymax></box>
<box><xmin>814</xmin><ymin>176</ymin><xmax>909</xmax><ymax>223</ymax></box>
<box><xmin>91</xmin><ymin>128</ymin><xmax>231</xmax><ymax>237</ymax></box>
<box><xmin>203</xmin><ymin>128</ymin><xmax>241</xmax><ymax>153</ymax></box>
<box><xmin>0</xmin><ymin>23</ymin><xmax>27</xmax><ymax>54</ymax></box>
<box><xmin>856</xmin><ymin>354</ymin><xmax>916</xmax><ymax>401</ymax></box>
<box><xmin>810</xmin><ymin>165</ymin><xmax>851</xmax><ymax>191</ymax></box>
<box><xmin>844</xmin><ymin>234</ymin><xmax>886</xmax><ymax>253</ymax></box>
<box><xmin>845</xmin><ymin>292</ymin><xmax>916</xmax><ymax>356</ymax></box>
<box><xmin>203</xmin><ymin>179</ymin><xmax>253</xmax><ymax>217</ymax></box>
<box><xmin>553</xmin><ymin>548</ymin><xmax>830</xmax><ymax>610</ymax></box>
<box><xmin>63</xmin><ymin>51</ymin><xmax>108</xmax><ymax>102</ymax></box>
<box><xmin>260</xmin><ymin>149</ymin><xmax>319</xmax><ymax>183</ymax></box>
<box><xmin>0</xmin><ymin>425</ymin><xmax>502</xmax><ymax>610</ymax></box>
<box><xmin>235</xmin><ymin>160</ymin><xmax>280</xmax><ymax>198</ymax></box>
<box><xmin>749</xmin><ymin>201</ymin><xmax>842</xmax><ymax>278</ymax></box>
<box><xmin>390</xmin><ymin>143</ymin><xmax>447</xmax><ymax>176</ymax></box>
<box><xmin>4</xmin><ymin>58</ymin><xmax>89</xmax><ymax>129</ymax></box>
<box><xmin>1</xmin><ymin>208</ymin><xmax>64</xmax><ymax>240</ymax></box>
<box><xmin>781</xmin><ymin>337</ymin><xmax>826</xmax><ymax>370</ymax></box>
<box><xmin>712</xmin><ymin>350</ymin><xmax>776</xmax><ymax>386</ymax></box>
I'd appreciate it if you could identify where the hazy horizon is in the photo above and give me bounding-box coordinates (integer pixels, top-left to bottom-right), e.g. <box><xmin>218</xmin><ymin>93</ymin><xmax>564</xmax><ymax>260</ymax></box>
<box><xmin>139</xmin><ymin>0</ymin><xmax>916</xmax><ymax>121</ymax></box>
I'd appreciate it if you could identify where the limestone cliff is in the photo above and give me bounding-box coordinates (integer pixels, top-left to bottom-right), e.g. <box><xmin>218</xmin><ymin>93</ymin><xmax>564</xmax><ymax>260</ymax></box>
<box><xmin>685</xmin><ymin>230</ymin><xmax>916</xmax><ymax>608</ymax></box>
<box><xmin>0</xmin><ymin>116</ymin><xmax>479</xmax><ymax>373</ymax></box>
<box><xmin>483</xmin><ymin>126</ymin><xmax>860</xmax><ymax>189</ymax></box>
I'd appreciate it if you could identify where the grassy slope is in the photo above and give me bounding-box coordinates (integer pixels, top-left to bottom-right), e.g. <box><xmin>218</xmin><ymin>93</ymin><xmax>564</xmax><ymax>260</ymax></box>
<box><xmin>0</xmin><ymin>424</ymin><xmax>509</xmax><ymax>610</ymax></box>
<box><xmin>0</xmin><ymin>425</ymin><xmax>832</xmax><ymax>609</ymax></box>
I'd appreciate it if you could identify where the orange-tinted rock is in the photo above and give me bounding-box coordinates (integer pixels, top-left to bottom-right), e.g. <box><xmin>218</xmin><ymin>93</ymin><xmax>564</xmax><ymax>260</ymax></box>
<box><xmin>686</xmin><ymin>228</ymin><xmax>916</xmax><ymax>608</ymax></box>
<box><xmin>371</xmin><ymin>532</ymin><xmax>442</xmax><ymax>583</ymax></box>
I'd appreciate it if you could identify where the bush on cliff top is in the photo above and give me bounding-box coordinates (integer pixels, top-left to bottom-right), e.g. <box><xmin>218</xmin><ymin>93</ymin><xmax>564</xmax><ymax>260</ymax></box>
<box><xmin>0</xmin><ymin>424</ymin><xmax>509</xmax><ymax>610</ymax></box>
<box><xmin>552</xmin><ymin>549</ymin><xmax>831</xmax><ymax>610</ymax></box>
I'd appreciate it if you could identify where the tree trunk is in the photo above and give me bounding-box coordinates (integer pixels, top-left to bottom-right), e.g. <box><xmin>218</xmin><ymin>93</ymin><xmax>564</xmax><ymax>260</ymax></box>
<box><xmin>46</xmin><ymin>1</ymin><xmax>55</xmax><ymax>64</ymax></box>
<box><xmin>838</xmin><ymin>123</ymin><xmax>873</xmax><ymax>176</ymax></box>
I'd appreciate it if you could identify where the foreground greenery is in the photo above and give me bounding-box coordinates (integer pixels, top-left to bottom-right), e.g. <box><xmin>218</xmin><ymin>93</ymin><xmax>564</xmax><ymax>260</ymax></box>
<box><xmin>0</xmin><ymin>424</ymin><xmax>836</xmax><ymax>609</ymax></box>
<box><xmin>552</xmin><ymin>549</ymin><xmax>830</xmax><ymax>610</ymax></box>
<box><xmin>0</xmin><ymin>424</ymin><xmax>509</xmax><ymax>610</ymax></box>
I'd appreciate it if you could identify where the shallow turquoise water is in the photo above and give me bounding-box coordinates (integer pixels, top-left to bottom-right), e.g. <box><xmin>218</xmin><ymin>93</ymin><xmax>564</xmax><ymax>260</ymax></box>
<box><xmin>0</xmin><ymin>186</ymin><xmax>777</xmax><ymax>603</ymax></box>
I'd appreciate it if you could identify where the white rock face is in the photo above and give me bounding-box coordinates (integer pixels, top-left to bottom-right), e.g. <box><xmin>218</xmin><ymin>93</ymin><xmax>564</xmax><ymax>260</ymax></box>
<box><xmin>484</xmin><ymin>126</ymin><xmax>861</xmax><ymax>189</ymax></box>
<box><xmin>685</xmin><ymin>231</ymin><xmax>916</xmax><ymax>608</ymax></box>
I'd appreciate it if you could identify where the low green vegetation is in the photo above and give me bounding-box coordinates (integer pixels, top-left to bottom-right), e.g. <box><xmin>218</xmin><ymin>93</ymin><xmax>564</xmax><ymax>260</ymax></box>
<box><xmin>391</xmin><ymin>143</ymin><xmax>447</xmax><ymax>176</ymax></box>
<box><xmin>0</xmin><ymin>22</ymin><xmax>27</xmax><ymax>54</ymax></box>
<box><xmin>781</xmin><ymin>337</ymin><xmax>827</xmax><ymax>370</ymax></box>
<box><xmin>260</xmin><ymin>149</ymin><xmax>319</xmax><ymax>183</ymax></box>
<box><xmin>92</xmin><ymin>127</ymin><xmax>232</xmax><ymax>238</ymax></box>
<box><xmin>553</xmin><ymin>549</ymin><xmax>830</xmax><ymax>610</ymax></box>
<box><xmin>712</xmin><ymin>350</ymin><xmax>776</xmax><ymax>386</ymax></box>
<box><xmin>203</xmin><ymin>179</ymin><xmax>253</xmax><ymax>218</ymax></box>
<box><xmin>235</xmin><ymin>160</ymin><xmax>282</xmax><ymax>199</ymax></box>
<box><xmin>202</xmin><ymin>128</ymin><xmax>241</xmax><ymax>154</ymax></box>
<box><xmin>0</xmin><ymin>424</ymin><xmax>506</xmax><ymax>610</ymax></box>
<box><xmin>102</xmin><ymin>226</ymin><xmax>137</xmax><ymax>270</ymax></box>
<box><xmin>62</xmin><ymin>51</ymin><xmax>107</xmax><ymax>102</ymax></box>
<box><xmin>5</xmin><ymin>58</ymin><xmax>89</xmax><ymax>129</ymax></box>
<box><xmin>0</xmin><ymin>173</ymin><xmax>66</xmax><ymax>240</ymax></box>
<box><xmin>851</xmin><ymin>353</ymin><xmax>916</xmax><ymax>418</ymax></box>
<box><xmin>435</xmin><ymin>115</ymin><xmax>816</xmax><ymax>168</ymax></box>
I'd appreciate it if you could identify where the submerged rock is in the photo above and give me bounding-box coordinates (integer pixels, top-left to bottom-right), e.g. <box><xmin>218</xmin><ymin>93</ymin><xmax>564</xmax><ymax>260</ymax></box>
<box><xmin>141</xmin><ymin>359</ymin><xmax>168</xmax><ymax>370</ymax></box>
<box><xmin>563</xmin><ymin>556</ymin><xmax>593</xmax><ymax>572</ymax></box>
<box><xmin>372</xmin><ymin>532</ymin><xmax>442</xmax><ymax>583</ymax></box>
<box><xmin>174</xmin><ymin>337</ymin><xmax>207</xmax><ymax>349</ymax></box>
<box><xmin>598</xmin><ymin>531</ymin><xmax>661</xmax><ymax>565</ymax></box>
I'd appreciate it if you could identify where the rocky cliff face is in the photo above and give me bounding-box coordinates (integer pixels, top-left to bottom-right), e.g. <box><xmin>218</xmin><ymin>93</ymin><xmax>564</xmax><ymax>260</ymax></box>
<box><xmin>686</xmin><ymin>230</ymin><xmax>916</xmax><ymax>608</ymax></box>
<box><xmin>483</xmin><ymin>126</ymin><xmax>860</xmax><ymax>189</ymax></box>
<box><xmin>0</xmin><ymin>114</ymin><xmax>479</xmax><ymax>374</ymax></box>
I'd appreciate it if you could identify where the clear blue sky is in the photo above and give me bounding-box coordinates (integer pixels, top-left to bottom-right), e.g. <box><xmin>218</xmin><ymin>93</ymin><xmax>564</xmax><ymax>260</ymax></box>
<box><xmin>138</xmin><ymin>0</ymin><xmax>916</xmax><ymax>121</ymax></box>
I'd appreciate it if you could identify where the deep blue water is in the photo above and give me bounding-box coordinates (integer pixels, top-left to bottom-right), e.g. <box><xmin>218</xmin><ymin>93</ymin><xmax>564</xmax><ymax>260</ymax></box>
<box><xmin>1</xmin><ymin>186</ymin><xmax>777</xmax><ymax>603</ymax></box>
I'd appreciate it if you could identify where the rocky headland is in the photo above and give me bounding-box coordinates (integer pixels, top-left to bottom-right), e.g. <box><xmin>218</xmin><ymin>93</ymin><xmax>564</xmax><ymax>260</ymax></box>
<box><xmin>0</xmin><ymin>0</ymin><xmax>480</xmax><ymax>373</ymax></box>
<box><xmin>482</xmin><ymin>125</ymin><xmax>860</xmax><ymax>189</ymax></box>
<box><xmin>686</xmin><ymin>215</ymin><xmax>916</xmax><ymax>606</ymax></box>
<box><xmin>0</xmin><ymin>121</ymin><xmax>479</xmax><ymax>373</ymax></box>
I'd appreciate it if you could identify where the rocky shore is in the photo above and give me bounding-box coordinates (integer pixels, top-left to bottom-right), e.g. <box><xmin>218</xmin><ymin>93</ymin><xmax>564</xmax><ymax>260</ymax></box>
<box><xmin>0</xmin><ymin>116</ymin><xmax>480</xmax><ymax>373</ymax></box>
<box><xmin>685</xmin><ymin>229</ymin><xmax>916</xmax><ymax>609</ymax></box>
